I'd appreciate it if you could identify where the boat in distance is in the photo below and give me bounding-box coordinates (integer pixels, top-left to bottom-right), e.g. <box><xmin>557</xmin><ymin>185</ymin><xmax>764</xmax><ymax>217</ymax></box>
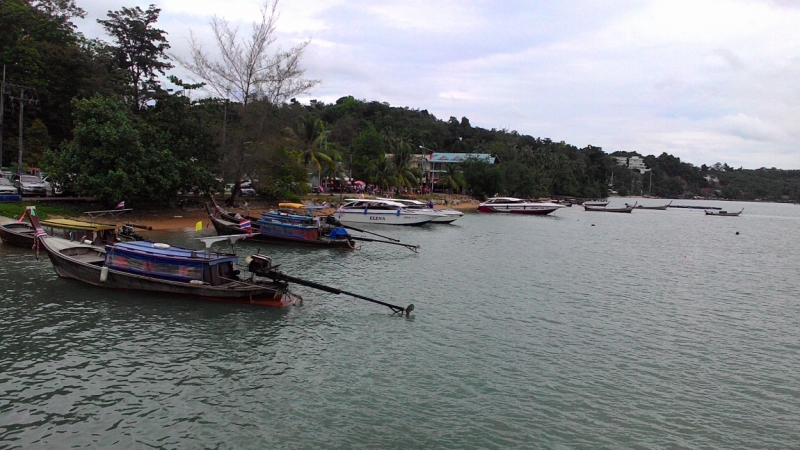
<box><xmin>376</xmin><ymin>198</ymin><xmax>463</xmax><ymax>223</ymax></box>
<box><xmin>705</xmin><ymin>208</ymin><xmax>743</xmax><ymax>216</ymax></box>
<box><xmin>635</xmin><ymin>201</ymin><xmax>672</xmax><ymax>210</ymax></box>
<box><xmin>583</xmin><ymin>202</ymin><xmax>636</xmax><ymax>213</ymax></box>
<box><xmin>333</xmin><ymin>199</ymin><xmax>436</xmax><ymax>226</ymax></box>
<box><xmin>582</xmin><ymin>200</ymin><xmax>610</xmax><ymax>207</ymax></box>
<box><xmin>477</xmin><ymin>197</ymin><xmax>565</xmax><ymax>215</ymax></box>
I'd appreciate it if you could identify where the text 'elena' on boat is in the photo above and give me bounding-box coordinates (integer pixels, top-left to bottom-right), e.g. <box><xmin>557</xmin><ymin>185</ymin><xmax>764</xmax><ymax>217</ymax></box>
<box><xmin>477</xmin><ymin>197</ymin><xmax>565</xmax><ymax>215</ymax></box>
<box><xmin>205</xmin><ymin>197</ymin><xmax>420</xmax><ymax>252</ymax></box>
<box><xmin>375</xmin><ymin>198</ymin><xmax>463</xmax><ymax>224</ymax></box>
<box><xmin>24</xmin><ymin>206</ymin><xmax>414</xmax><ymax>314</ymax></box>
<box><xmin>333</xmin><ymin>198</ymin><xmax>441</xmax><ymax>225</ymax></box>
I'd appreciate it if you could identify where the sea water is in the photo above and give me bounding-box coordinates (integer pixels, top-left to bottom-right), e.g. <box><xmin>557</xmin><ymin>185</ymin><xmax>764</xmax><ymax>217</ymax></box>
<box><xmin>1</xmin><ymin>199</ymin><xmax>799</xmax><ymax>448</ymax></box>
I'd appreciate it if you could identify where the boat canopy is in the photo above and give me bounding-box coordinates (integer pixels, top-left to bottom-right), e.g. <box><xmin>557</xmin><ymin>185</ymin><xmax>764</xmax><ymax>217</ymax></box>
<box><xmin>278</xmin><ymin>202</ymin><xmax>305</xmax><ymax>209</ymax></box>
<box><xmin>108</xmin><ymin>241</ymin><xmax>237</xmax><ymax>266</ymax></box>
<box><xmin>104</xmin><ymin>241</ymin><xmax>238</xmax><ymax>283</ymax></box>
<box><xmin>40</xmin><ymin>219</ymin><xmax>117</xmax><ymax>232</ymax></box>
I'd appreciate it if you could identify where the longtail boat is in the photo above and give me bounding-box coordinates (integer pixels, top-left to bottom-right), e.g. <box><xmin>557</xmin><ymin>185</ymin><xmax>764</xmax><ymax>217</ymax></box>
<box><xmin>1</xmin><ymin>216</ymin><xmax>142</xmax><ymax>248</ymax></box>
<box><xmin>635</xmin><ymin>201</ymin><xmax>672</xmax><ymax>210</ymax></box>
<box><xmin>26</xmin><ymin>206</ymin><xmax>413</xmax><ymax>314</ymax></box>
<box><xmin>206</xmin><ymin>200</ymin><xmax>356</xmax><ymax>249</ymax></box>
<box><xmin>25</xmin><ymin>206</ymin><xmax>297</xmax><ymax>307</ymax></box>
<box><xmin>583</xmin><ymin>202</ymin><xmax>636</xmax><ymax>213</ymax></box>
<box><xmin>705</xmin><ymin>208</ymin><xmax>743</xmax><ymax>216</ymax></box>
<box><xmin>206</xmin><ymin>198</ymin><xmax>420</xmax><ymax>252</ymax></box>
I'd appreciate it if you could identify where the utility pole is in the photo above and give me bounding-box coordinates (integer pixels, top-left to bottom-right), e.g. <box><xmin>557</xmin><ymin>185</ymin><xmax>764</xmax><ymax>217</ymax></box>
<box><xmin>0</xmin><ymin>66</ymin><xmax>5</xmax><ymax>170</ymax></box>
<box><xmin>8</xmin><ymin>84</ymin><xmax>38</xmax><ymax>174</ymax></box>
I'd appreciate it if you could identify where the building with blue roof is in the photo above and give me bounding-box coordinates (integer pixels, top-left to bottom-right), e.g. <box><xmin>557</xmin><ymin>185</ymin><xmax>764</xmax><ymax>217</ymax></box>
<box><xmin>425</xmin><ymin>153</ymin><xmax>497</xmax><ymax>186</ymax></box>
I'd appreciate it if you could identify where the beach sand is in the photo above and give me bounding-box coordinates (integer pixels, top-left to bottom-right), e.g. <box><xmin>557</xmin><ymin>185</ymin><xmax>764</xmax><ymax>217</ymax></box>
<box><xmin>1</xmin><ymin>196</ymin><xmax>479</xmax><ymax>232</ymax></box>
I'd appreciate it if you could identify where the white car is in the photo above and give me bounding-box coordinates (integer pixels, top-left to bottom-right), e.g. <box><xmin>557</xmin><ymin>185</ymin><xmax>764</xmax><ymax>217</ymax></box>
<box><xmin>240</xmin><ymin>187</ymin><xmax>256</xmax><ymax>196</ymax></box>
<box><xmin>0</xmin><ymin>177</ymin><xmax>18</xmax><ymax>195</ymax></box>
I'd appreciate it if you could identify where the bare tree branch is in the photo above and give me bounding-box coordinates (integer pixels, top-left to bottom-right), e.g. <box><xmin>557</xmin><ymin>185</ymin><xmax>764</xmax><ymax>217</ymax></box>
<box><xmin>174</xmin><ymin>0</ymin><xmax>319</xmax><ymax>106</ymax></box>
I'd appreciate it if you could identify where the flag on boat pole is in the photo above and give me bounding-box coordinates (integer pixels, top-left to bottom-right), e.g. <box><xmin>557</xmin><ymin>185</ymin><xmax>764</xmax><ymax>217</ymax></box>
<box><xmin>239</xmin><ymin>219</ymin><xmax>252</xmax><ymax>232</ymax></box>
<box><xmin>114</xmin><ymin>200</ymin><xmax>126</xmax><ymax>210</ymax></box>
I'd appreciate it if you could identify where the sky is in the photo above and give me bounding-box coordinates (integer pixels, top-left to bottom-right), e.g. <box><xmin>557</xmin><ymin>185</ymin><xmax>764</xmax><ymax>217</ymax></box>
<box><xmin>73</xmin><ymin>0</ymin><xmax>800</xmax><ymax>169</ymax></box>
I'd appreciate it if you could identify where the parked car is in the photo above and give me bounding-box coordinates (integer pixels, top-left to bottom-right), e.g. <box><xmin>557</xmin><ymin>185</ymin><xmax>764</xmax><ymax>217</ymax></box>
<box><xmin>12</xmin><ymin>174</ymin><xmax>47</xmax><ymax>197</ymax></box>
<box><xmin>240</xmin><ymin>187</ymin><xmax>256</xmax><ymax>196</ymax></box>
<box><xmin>0</xmin><ymin>177</ymin><xmax>18</xmax><ymax>195</ymax></box>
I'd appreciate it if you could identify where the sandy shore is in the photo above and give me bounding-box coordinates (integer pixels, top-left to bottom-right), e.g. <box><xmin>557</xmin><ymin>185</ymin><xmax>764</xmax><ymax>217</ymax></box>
<box><xmin>1</xmin><ymin>196</ymin><xmax>480</xmax><ymax>232</ymax></box>
<box><xmin>126</xmin><ymin>198</ymin><xmax>479</xmax><ymax>231</ymax></box>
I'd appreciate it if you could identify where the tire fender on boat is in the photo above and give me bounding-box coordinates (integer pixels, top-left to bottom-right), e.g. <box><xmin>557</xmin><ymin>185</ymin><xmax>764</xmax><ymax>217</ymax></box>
<box><xmin>100</xmin><ymin>266</ymin><xmax>109</xmax><ymax>282</ymax></box>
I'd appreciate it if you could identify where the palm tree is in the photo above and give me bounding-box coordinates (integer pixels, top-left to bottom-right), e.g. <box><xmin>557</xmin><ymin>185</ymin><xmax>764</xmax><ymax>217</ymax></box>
<box><xmin>392</xmin><ymin>139</ymin><xmax>419</xmax><ymax>191</ymax></box>
<box><xmin>436</xmin><ymin>163</ymin><xmax>464</xmax><ymax>194</ymax></box>
<box><xmin>368</xmin><ymin>156</ymin><xmax>396</xmax><ymax>195</ymax></box>
<box><xmin>284</xmin><ymin>116</ymin><xmax>334</xmax><ymax>172</ymax></box>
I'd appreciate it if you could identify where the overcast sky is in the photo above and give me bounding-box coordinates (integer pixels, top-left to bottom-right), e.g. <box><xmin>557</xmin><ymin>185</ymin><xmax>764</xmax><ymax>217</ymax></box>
<box><xmin>74</xmin><ymin>0</ymin><xmax>800</xmax><ymax>169</ymax></box>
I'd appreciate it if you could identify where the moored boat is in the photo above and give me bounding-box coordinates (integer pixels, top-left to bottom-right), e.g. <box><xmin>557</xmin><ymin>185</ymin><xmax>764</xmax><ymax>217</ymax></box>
<box><xmin>25</xmin><ymin>206</ymin><xmax>298</xmax><ymax>307</ymax></box>
<box><xmin>582</xmin><ymin>200</ymin><xmax>610</xmax><ymax>207</ymax></box>
<box><xmin>635</xmin><ymin>201</ymin><xmax>672</xmax><ymax>210</ymax></box>
<box><xmin>705</xmin><ymin>208</ymin><xmax>743</xmax><ymax>216</ymax></box>
<box><xmin>333</xmin><ymin>199</ymin><xmax>436</xmax><ymax>226</ymax></box>
<box><xmin>1</xmin><ymin>215</ymin><xmax>142</xmax><ymax>248</ymax></box>
<box><xmin>583</xmin><ymin>202</ymin><xmax>636</xmax><ymax>213</ymax></box>
<box><xmin>206</xmin><ymin>201</ymin><xmax>357</xmax><ymax>249</ymax></box>
<box><xmin>376</xmin><ymin>198</ymin><xmax>463</xmax><ymax>223</ymax></box>
<box><xmin>478</xmin><ymin>197</ymin><xmax>564</xmax><ymax>215</ymax></box>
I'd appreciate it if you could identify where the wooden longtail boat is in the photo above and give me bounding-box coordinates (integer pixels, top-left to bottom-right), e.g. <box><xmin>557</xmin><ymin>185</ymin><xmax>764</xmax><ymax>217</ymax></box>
<box><xmin>583</xmin><ymin>202</ymin><xmax>637</xmax><ymax>213</ymax></box>
<box><xmin>1</xmin><ymin>216</ymin><xmax>141</xmax><ymax>248</ymax></box>
<box><xmin>25</xmin><ymin>206</ymin><xmax>298</xmax><ymax>307</ymax></box>
<box><xmin>635</xmin><ymin>201</ymin><xmax>672</xmax><ymax>210</ymax></box>
<box><xmin>205</xmin><ymin>201</ymin><xmax>357</xmax><ymax>249</ymax></box>
<box><xmin>705</xmin><ymin>208</ymin><xmax>743</xmax><ymax>216</ymax></box>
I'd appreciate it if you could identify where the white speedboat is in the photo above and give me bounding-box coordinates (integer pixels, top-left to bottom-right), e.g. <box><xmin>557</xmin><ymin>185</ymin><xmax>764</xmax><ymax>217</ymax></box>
<box><xmin>582</xmin><ymin>200</ymin><xmax>609</xmax><ymax>207</ymax></box>
<box><xmin>478</xmin><ymin>197</ymin><xmax>564</xmax><ymax>215</ymax></box>
<box><xmin>333</xmin><ymin>199</ymin><xmax>436</xmax><ymax>226</ymax></box>
<box><xmin>376</xmin><ymin>198</ymin><xmax>463</xmax><ymax>224</ymax></box>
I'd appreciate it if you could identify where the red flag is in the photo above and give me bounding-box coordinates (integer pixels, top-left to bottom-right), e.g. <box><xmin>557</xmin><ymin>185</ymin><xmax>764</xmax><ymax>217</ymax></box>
<box><xmin>115</xmin><ymin>201</ymin><xmax>125</xmax><ymax>210</ymax></box>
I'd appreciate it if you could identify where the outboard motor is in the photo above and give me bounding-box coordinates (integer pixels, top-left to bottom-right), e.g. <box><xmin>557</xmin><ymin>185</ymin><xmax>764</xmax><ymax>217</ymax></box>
<box><xmin>118</xmin><ymin>225</ymin><xmax>144</xmax><ymax>241</ymax></box>
<box><xmin>247</xmin><ymin>254</ymin><xmax>274</xmax><ymax>276</ymax></box>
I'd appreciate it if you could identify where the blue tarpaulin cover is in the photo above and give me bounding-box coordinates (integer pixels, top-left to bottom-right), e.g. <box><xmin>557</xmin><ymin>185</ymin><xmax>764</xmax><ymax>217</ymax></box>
<box><xmin>329</xmin><ymin>227</ymin><xmax>350</xmax><ymax>239</ymax></box>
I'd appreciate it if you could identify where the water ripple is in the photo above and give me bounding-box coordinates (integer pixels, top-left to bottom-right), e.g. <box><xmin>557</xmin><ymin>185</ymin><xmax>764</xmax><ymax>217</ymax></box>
<box><xmin>1</xmin><ymin>202</ymin><xmax>800</xmax><ymax>448</ymax></box>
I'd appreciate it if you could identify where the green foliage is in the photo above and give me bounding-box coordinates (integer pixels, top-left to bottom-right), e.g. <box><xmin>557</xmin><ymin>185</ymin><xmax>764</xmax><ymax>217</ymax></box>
<box><xmin>461</xmin><ymin>158</ymin><xmax>503</xmax><ymax>199</ymax></box>
<box><xmin>367</xmin><ymin>156</ymin><xmax>396</xmax><ymax>192</ymax></box>
<box><xmin>97</xmin><ymin>4</ymin><xmax>172</xmax><ymax>110</ymax></box>
<box><xmin>0</xmin><ymin>202</ymin><xmax>84</xmax><ymax>220</ymax></box>
<box><xmin>436</xmin><ymin>163</ymin><xmax>465</xmax><ymax>193</ymax></box>
<box><xmin>284</xmin><ymin>116</ymin><xmax>334</xmax><ymax>172</ymax></box>
<box><xmin>44</xmin><ymin>95</ymin><xmax>181</xmax><ymax>206</ymax></box>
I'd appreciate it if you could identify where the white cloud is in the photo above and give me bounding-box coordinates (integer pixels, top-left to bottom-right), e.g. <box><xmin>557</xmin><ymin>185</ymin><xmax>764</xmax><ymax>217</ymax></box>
<box><xmin>72</xmin><ymin>0</ymin><xmax>800</xmax><ymax>168</ymax></box>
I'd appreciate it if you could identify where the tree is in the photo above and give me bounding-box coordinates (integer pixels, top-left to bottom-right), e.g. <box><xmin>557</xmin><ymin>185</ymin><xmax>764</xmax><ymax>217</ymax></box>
<box><xmin>391</xmin><ymin>139</ymin><xmax>418</xmax><ymax>190</ymax></box>
<box><xmin>98</xmin><ymin>4</ymin><xmax>172</xmax><ymax>111</ymax></box>
<box><xmin>44</xmin><ymin>95</ymin><xmax>180</xmax><ymax>206</ymax></box>
<box><xmin>177</xmin><ymin>0</ymin><xmax>319</xmax><ymax>106</ymax></box>
<box><xmin>368</xmin><ymin>156</ymin><xmax>396</xmax><ymax>193</ymax></box>
<box><xmin>284</xmin><ymin>115</ymin><xmax>334</xmax><ymax>172</ymax></box>
<box><xmin>436</xmin><ymin>163</ymin><xmax>464</xmax><ymax>194</ymax></box>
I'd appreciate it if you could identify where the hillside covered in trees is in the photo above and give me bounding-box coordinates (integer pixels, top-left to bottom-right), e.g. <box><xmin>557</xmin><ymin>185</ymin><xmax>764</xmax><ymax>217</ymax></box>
<box><xmin>2</xmin><ymin>0</ymin><xmax>799</xmax><ymax>206</ymax></box>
